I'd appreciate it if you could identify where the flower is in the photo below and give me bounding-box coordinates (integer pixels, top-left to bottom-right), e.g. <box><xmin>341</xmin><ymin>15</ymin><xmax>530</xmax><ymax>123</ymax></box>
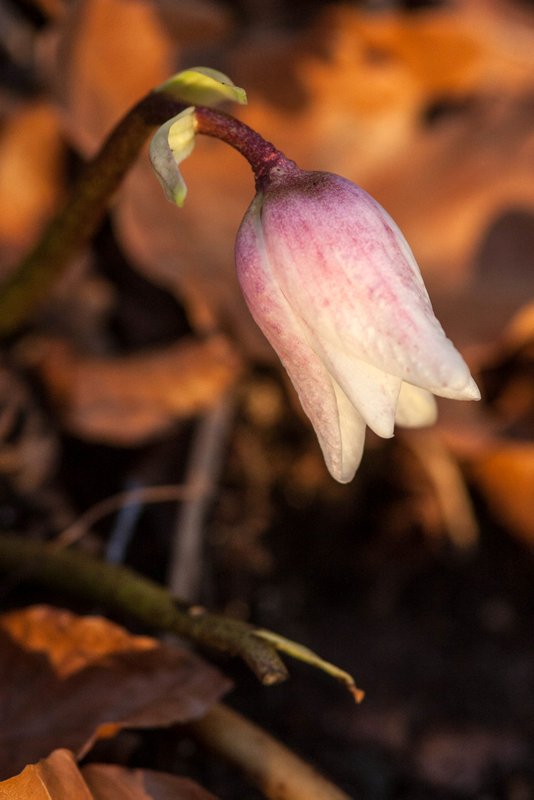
<box><xmin>149</xmin><ymin>72</ymin><xmax>479</xmax><ymax>484</ymax></box>
<box><xmin>235</xmin><ymin>163</ymin><xmax>480</xmax><ymax>483</ymax></box>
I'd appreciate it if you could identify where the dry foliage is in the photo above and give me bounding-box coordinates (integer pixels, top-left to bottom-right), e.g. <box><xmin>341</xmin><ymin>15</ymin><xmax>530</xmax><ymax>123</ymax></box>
<box><xmin>0</xmin><ymin>605</ymin><xmax>230</xmax><ymax>779</ymax></box>
<box><xmin>24</xmin><ymin>334</ymin><xmax>241</xmax><ymax>444</ymax></box>
<box><xmin>46</xmin><ymin>0</ymin><xmax>231</xmax><ymax>155</ymax></box>
<box><xmin>0</xmin><ymin>749</ymin><xmax>215</xmax><ymax>800</ymax></box>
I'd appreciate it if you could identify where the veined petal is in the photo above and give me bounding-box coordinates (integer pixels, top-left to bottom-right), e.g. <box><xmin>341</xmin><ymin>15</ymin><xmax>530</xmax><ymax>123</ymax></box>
<box><xmin>236</xmin><ymin>197</ymin><xmax>366</xmax><ymax>482</ymax></box>
<box><xmin>395</xmin><ymin>383</ymin><xmax>437</xmax><ymax>428</ymax></box>
<box><xmin>149</xmin><ymin>107</ymin><xmax>195</xmax><ymax>206</ymax></box>
<box><xmin>260</xmin><ymin>172</ymin><xmax>478</xmax><ymax>401</ymax></box>
<box><xmin>156</xmin><ymin>67</ymin><xmax>247</xmax><ymax>107</ymax></box>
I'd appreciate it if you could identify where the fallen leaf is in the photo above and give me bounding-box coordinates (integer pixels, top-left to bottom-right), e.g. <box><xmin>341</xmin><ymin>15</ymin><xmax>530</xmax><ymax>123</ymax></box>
<box><xmin>0</xmin><ymin>605</ymin><xmax>231</xmax><ymax>778</ymax></box>
<box><xmin>0</xmin><ymin>749</ymin><xmax>216</xmax><ymax>799</ymax></box>
<box><xmin>24</xmin><ymin>335</ymin><xmax>241</xmax><ymax>445</ymax></box>
<box><xmin>0</xmin><ymin>749</ymin><xmax>92</xmax><ymax>800</ymax></box>
<box><xmin>50</xmin><ymin>0</ymin><xmax>175</xmax><ymax>154</ymax></box>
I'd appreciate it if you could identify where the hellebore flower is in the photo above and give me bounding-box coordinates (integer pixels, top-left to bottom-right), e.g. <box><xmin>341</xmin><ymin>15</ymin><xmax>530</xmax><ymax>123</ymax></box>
<box><xmin>150</xmin><ymin>71</ymin><xmax>479</xmax><ymax>483</ymax></box>
<box><xmin>235</xmin><ymin>163</ymin><xmax>480</xmax><ymax>482</ymax></box>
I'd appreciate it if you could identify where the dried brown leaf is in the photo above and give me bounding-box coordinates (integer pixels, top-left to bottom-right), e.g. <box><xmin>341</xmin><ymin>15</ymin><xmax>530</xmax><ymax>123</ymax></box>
<box><xmin>26</xmin><ymin>335</ymin><xmax>241</xmax><ymax>445</ymax></box>
<box><xmin>0</xmin><ymin>605</ymin><xmax>230</xmax><ymax>779</ymax></box>
<box><xmin>0</xmin><ymin>749</ymin><xmax>92</xmax><ymax>800</ymax></box>
<box><xmin>0</xmin><ymin>749</ymin><xmax>216</xmax><ymax>800</ymax></box>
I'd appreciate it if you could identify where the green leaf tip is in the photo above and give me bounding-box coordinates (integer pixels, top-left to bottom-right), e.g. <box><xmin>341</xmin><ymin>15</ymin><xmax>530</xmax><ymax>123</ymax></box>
<box><xmin>156</xmin><ymin>66</ymin><xmax>247</xmax><ymax>108</ymax></box>
<box><xmin>150</xmin><ymin>67</ymin><xmax>246</xmax><ymax>206</ymax></box>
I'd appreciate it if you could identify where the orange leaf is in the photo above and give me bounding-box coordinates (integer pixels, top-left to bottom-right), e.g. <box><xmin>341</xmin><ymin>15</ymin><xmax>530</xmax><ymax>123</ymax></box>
<box><xmin>0</xmin><ymin>750</ymin><xmax>92</xmax><ymax>800</ymax></box>
<box><xmin>0</xmin><ymin>606</ymin><xmax>231</xmax><ymax>778</ymax></box>
<box><xmin>0</xmin><ymin>749</ymin><xmax>216</xmax><ymax>799</ymax></box>
<box><xmin>49</xmin><ymin>0</ymin><xmax>231</xmax><ymax>154</ymax></box>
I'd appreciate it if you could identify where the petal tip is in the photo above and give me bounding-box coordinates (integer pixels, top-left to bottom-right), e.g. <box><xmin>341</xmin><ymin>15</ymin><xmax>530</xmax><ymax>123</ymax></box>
<box><xmin>464</xmin><ymin>376</ymin><xmax>481</xmax><ymax>401</ymax></box>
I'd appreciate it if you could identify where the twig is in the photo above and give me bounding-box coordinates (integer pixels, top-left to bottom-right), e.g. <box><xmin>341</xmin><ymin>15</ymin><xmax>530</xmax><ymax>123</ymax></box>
<box><xmin>105</xmin><ymin>479</ymin><xmax>146</xmax><ymax>564</ymax></box>
<box><xmin>255</xmin><ymin>629</ymin><xmax>364</xmax><ymax>703</ymax></box>
<box><xmin>54</xmin><ymin>483</ymin><xmax>200</xmax><ymax>548</ymax></box>
<box><xmin>0</xmin><ymin>533</ymin><xmax>363</xmax><ymax>699</ymax></box>
<box><xmin>168</xmin><ymin>395</ymin><xmax>236</xmax><ymax>601</ymax></box>
<box><xmin>0</xmin><ymin>532</ymin><xmax>286</xmax><ymax>685</ymax></box>
<box><xmin>191</xmin><ymin>703</ymin><xmax>353</xmax><ymax>800</ymax></box>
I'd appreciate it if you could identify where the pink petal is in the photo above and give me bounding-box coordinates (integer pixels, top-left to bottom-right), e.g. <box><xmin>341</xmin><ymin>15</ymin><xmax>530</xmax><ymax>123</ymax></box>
<box><xmin>260</xmin><ymin>173</ymin><xmax>477</xmax><ymax>400</ymax></box>
<box><xmin>236</xmin><ymin>197</ymin><xmax>366</xmax><ymax>482</ymax></box>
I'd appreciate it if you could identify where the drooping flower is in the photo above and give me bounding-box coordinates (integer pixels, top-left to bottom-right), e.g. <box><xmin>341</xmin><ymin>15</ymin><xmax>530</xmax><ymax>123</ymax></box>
<box><xmin>234</xmin><ymin>163</ymin><xmax>480</xmax><ymax>482</ymax></box>
<box><xmin>150</xmin><ymin>72</ymin><xmax>480</xmax><ymax>483</ymax></box>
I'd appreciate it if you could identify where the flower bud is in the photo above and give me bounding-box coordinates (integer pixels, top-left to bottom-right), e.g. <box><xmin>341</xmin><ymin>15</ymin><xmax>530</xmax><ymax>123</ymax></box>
<box><xmin>235</xmin><ymin>165</ymin><xmax>480</xmax><ymax>483</ymax></box>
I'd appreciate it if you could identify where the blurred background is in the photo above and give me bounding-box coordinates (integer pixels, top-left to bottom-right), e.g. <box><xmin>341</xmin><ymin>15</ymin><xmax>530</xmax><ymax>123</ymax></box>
<box><xmin>0</xmin><ymin>0</ymin><xmax>533</xmax><ymax>796</ymax></box>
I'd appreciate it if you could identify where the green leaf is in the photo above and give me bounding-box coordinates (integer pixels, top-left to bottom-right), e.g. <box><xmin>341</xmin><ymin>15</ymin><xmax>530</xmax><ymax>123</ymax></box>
<box><xmin>156</xmin><ymin>67</ymin><xmax>247</xmax><ymax>107</ymax></box>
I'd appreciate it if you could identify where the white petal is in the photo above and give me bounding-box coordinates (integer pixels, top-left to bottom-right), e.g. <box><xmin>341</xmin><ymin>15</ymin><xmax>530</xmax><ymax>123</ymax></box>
<box><xmin>236</xmin><ymin>200</ymin><xmax>365</xmax><ymax>482</ymax></box>
<box><xmin>395</xmin><ymin>383</ymin><xmax>438</xmax><ymax>428</ymax></box>
<box><xmin>330</xmin><ymin>381</ymin><xmax>367</xmax><ymax>482</ymax></box>
<box><xmin>309</xmin><ymin>338</ymin><xmax>401</xmax><ymax>438</ymax></box>
<box><xmin>430</xmin><ymin>373</ymin><xmax>481</xmax><ymax>401</ymax></box>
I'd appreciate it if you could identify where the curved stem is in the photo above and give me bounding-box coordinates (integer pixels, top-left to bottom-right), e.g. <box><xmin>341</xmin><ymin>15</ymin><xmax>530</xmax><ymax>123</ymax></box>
<box><xmin>0</xmin><ymin>93</ymin><xmax>296</xmax><ymax>338</ymax></box>
<box><xmin>0</xmin><ymin>92</ymin><xmax>184</xmax><ymax>338</ymax></box>
<box><xmin>194</xmin><ymin>106</ymin><xmax>297</xmax><ymax>190</ymax></box>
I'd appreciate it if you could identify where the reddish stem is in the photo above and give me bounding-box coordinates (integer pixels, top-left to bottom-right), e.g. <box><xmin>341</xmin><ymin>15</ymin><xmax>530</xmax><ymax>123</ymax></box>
<box><xmin>194</xmin><ymin>106</ymin><xmax>298</xmax><ymax>190</ymax></box>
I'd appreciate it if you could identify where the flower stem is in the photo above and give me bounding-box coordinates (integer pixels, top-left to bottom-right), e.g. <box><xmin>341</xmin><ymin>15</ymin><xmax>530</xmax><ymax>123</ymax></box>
<box><xmin>0</xmin><ymin>531</ymin><xmax>288</xmax><ymax>685</ymax></box>
<box><xmin>0</xmin><ymin>92</ymin><xmax>184</xmax><ymax>338</ymax></box>
<box><xmin>0</xmin><ymin>530</ymin><xmax>363</xmax><ymax>703</ymax></box>
<box><xmin>0</xmin><ymin>94</ymin><xmax>294</xmax><ymax>338</ymax></box>
<box><xmin>194</xmin><ymin>106</ymin><xmax>297</xmax><ymax>190</ymax></box>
